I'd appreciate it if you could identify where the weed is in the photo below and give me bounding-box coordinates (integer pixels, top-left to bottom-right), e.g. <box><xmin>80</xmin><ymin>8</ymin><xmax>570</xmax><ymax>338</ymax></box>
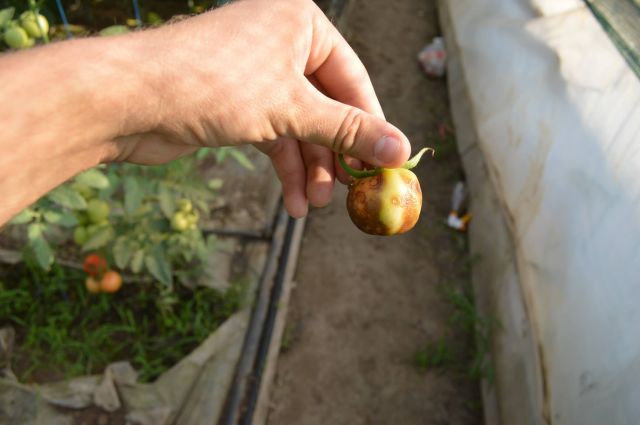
<box><xmin>280</xmin><ymin>323</ymin><xmax>296</xmax><ymax>353</ymax></box>
<box><xmin>414</xmin><ymin>336</ymin><xmax>452</xmax><ymax>373</ymax></box>
<box><xmin>0</xmin><ymin>262</ymin><xmax>245</xmax><ymax>383</ymax></box>
<box><xmin>414</xmin><ymin>282</ymin><xmax>498</xmax><ymax>382</ymax></box>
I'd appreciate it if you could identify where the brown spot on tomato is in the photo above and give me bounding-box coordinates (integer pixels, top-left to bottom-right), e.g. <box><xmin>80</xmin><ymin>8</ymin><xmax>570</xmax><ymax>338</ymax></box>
<box><xmin>346</xmin><ymin>168</ymin><xmax>422</xmax><ymax>236</ymax></box>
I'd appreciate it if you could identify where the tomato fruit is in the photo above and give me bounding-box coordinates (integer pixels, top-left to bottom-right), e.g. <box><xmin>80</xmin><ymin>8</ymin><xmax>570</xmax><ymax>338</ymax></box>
<box><xmin>177</xmin><ymin>199</ymin><xmax>193</xmax><ymax>213</ymax></box>
<box><xmin>3</xmin><ymin>25</ymin><xmax>33</xmax><ymax>49</ymax></box>
<box><xmin>73</xmin><ymin>226</ymin><xmax>88</xmax><ymax>245</ymax></box>
<box><xmin>71</xmin><ymin>183</ymin><xmax>94</xmax><ymax>200</ymax></box>
<box><xmin>85</xmin><ymin>276</ymin><xmax>101</xmax><ymax>294</ymax></box>
<box><xmin>100</xmin><ymin>271</ymin><xmax>122</xmax><ymax>293</ymax></box>
<box><xmin>87</xmin><ymin>199</ymin><xmax>110</xmax><ymax>223</ymax></box>
<box><xmin>340</xmin><ymin>148</ymin><xmax>433</xmax><ymax>236</ymax></box>
<box><xmin>19</xmin><ymin>11</ymin><xmax>49</xmax><ymax>38</ymax></box>
<box><xmin>171</xmin><ymin>211</ymin><xmax>190</xmax><ymax>231</ymax></box>
<box><xmin>346</xmin><ymin>168</ymin><xmax>422</xmax><ymax>235</ymax></box>
<box><xmin>83</xmin><ymin>254</ymin><xmax>108</xmax><ymax>277</ymax></box>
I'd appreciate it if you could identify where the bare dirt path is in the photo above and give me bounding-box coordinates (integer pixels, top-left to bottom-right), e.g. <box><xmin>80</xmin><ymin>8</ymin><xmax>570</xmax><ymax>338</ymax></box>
<box><xmin>266</xmin><ymin>1</ymin><xmax>483</xmax><ymax>424</ymax></box>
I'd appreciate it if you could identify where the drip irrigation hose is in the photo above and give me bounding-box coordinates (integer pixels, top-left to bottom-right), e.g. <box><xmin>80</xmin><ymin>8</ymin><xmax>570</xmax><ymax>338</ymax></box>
<box><xmin>239</xmin><ymin>215</ymin><xmax>297</xmax><ymax>425</ymax></box>
<box><xmin>54</xmin><ymin>0</ymin><xmax>72</xmax><ymax>38</ymax></box>
<box><xmin>219</xmin><ymin>207</ymin><xmax>291</xmax><ymax>425</ymax></box>
<box><xmin>131</xmin><ymin>0</ymin><xmax>142</xmax><ymax>26</ymax></box>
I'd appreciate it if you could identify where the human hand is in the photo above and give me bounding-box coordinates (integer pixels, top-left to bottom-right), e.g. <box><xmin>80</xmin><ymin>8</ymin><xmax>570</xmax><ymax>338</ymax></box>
<box><xmin>111</xmin><ymin>0</ymin><xmax>411</xmax><ymax>217</ymax></box>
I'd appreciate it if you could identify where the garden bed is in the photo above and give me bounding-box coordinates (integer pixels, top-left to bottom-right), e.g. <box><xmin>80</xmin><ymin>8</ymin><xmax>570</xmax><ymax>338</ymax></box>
<box><xmin>0</xmin><ymin>144</ymin><xmax>289</xmax><ymax>425</ymax></box>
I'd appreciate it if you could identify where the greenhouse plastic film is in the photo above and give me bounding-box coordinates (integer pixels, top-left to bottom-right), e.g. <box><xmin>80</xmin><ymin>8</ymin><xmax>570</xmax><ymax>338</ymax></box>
<box><xmin>440</xmin><ymin>0</ymin><xmax>640</xmax><ymax>424</ymax></box>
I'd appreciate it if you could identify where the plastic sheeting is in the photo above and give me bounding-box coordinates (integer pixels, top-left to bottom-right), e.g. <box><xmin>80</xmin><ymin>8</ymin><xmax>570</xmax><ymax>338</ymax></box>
<box><xmin>439</xmin><ymin>0</ymin><xmax>640</xmax><ymax>424</ymax></box>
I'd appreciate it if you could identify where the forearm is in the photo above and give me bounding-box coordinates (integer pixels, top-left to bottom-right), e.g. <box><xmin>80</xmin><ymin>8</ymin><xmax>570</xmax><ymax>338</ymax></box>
<box><xmin>0</xmin><ymin>34</ymin><xmax>156</xmax><ymax>224</ymax></box>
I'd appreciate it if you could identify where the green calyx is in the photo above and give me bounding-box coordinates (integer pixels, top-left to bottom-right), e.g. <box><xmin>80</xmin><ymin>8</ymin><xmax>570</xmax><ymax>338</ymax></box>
<box><xmin>338</xmin><ymin>147</ymin><xmax>435</xmax><ymax>179</ymax></box>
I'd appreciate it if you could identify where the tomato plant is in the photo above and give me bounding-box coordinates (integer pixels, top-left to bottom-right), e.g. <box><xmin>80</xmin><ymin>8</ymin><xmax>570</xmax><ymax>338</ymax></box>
<box><xmin>0</xmin><ymin>2</ymin><xmax>49</xmax><ymax>51</ymax></box>
<box><xmin>6</xmin><ymin>149</ymin><xmax>254</xmax><ymax>290</ymax></box>
<box><xmin>340</xmin><ymin>148</ymin><xmax>433</xmax><ymax>236</ymax></box>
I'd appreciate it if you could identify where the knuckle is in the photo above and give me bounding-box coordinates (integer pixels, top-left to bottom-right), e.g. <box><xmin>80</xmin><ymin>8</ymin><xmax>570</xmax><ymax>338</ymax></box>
<box><xmin>333</xmin><ymin>107</ymin><xmax>364</xmax><ymax>154</ymax></box>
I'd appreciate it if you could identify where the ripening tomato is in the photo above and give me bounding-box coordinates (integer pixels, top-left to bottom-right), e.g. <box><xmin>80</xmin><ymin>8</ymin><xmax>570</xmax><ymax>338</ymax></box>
<box><xmin>100</xmin><ymin>271</ymin><xmax>122</xmax><ymax>293</ymax></box>
<box><xmin>85</xmin><ymin>276</ymin><xmax>101</xmax><ymax>293</ymax></box>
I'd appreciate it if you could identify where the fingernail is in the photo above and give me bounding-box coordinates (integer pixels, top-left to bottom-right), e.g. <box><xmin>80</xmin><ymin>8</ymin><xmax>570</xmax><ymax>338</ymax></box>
<box><xmin>374</xmin><ymin>136</ymin><xmax>401</xmax><ymax>164</ymax></box>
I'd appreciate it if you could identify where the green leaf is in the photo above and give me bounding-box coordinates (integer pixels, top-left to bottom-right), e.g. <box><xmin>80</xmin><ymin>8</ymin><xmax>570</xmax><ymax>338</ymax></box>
<box><xmin>215</xmin><ymin>148</ymin><xmax>228</xmax><ymax>163</ymax></box>
<box><xmin>43</xmin><ymin>210</ymin><xmax>62</xmax><ymax>224</ymax></box>
<box><xmin>43</xmin><ymin>210</ymin><xmax>78</xmax><ymax>227</ymax></box>
<box><xmin>196</xmin><ymin>148</ymin><xmax>212</xmax><ymax>160</ymax></box>
<box><xmin>48</xmin><ymin>185</ymin><xmax>87</xmax><ymax>210</ymax></box>
<box><xmin>229</xmin><ymin>149</ymin><xmax>255</xmax><ymax>171</ymax></box>
<box><xmin>99</xmin><ymin>25</ymin><xmax>130</xmax><ymax>36</ymax></box>
<box><xmin>144</xmin><ymin>248</ymin><xmax>173</xmax><ymax>286</ymax></box>
<box><xmin>0</xmin><ymin>7</ymin><xmax>15</xmax><ymax>27</ymax></box>
<box><xmin>158</xmin><ymin>184</ymin><xmax>175</xmax><ymax>219</ymax></box>
<box><xmin>30</xmin><ymin>235</ymin><xmax>54</xmax><ymax>271</ymax></box>
<box><xmin>113</xmin><ymin>237</ymin><xmax>133</xmax><ymax>269</ymax></box>
<box><xmin>82</xmin><ymin>226</ymin><xmax>114</xmax><ymax>251</ymax></box>
<box><xmin>124</xmin><ymin>177</ymin><xmax>143</xmax><ymax>216</ymax></box>
<box><xmin>9</xmin><ymin>208</ymin><xmax>35</xmax><ymax>225</ymax></box>
<box><xmin>130</xmin><ymin>249</ymin><xmax>145</xmax><ymax>274</ymax></box>
<box><xmin>27</xmin><ymin>223</ymin><xmax>45</xmax><ymax>240</ymax></box>
<box><xmin>100</xmin><ymin>171</ymin><xmax>120</xmax><ymax>199</ymax></box>
<box><xmin>75</xmin><ymin>168</ymin><xmax>110</xmax><ymax>189</ymax></box>
<box><xmin>58</xmin><ymin>211</ymin><xmax>79</xmax><ymax>227</ymax></box>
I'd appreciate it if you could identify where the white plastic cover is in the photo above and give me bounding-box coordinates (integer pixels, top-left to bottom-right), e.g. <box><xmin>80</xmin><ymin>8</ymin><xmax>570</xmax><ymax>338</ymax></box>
<box><xmin>442</xmin><ymin>0</ymin><xmax>640</xmax><ymax>423</ymax></box>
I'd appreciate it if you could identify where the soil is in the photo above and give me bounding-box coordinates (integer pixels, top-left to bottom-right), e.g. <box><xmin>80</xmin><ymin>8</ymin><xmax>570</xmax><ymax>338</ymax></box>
<box><xmin>266</xmin><ymin>1</ymin><xmax>483</xmax><ymax>425</ymax></box>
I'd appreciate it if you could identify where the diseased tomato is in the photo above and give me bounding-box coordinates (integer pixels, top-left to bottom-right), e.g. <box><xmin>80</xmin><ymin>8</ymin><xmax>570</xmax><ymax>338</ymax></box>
<box><xmin>347</xmin><ymin>168</ymin><xmax>422</xmax><ymax>235</ymax></box>
<box><xmin>83</xmin><ymin>254</ymin><xmax>108</xmax><ymax>277</ymax></box>
<box><xmin>100</xmin><ymin>271</ymin><xmax>122</xmax><ymax>293</ymax></box>
<box><xmin>340</xmin><ymin>147</ymin><xmax>433</xmax><ymax>236</ymax></box>
<box><xmin>85</xmin><ymin>276</ymin><xmax>101</xmax><ymax>294</ymax></box>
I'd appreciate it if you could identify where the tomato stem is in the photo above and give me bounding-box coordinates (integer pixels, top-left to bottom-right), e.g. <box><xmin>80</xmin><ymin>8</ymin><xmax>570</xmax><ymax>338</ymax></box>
<box><xmin>402</xmin><ymin>147</ymin><xmax>435</xmax><ymax>170</ymax></box>
<box><xmin>338</xmin><ymin>154</ymin><xmax>380</xmax><ymax>178</ymax></box>
<box><xmin>338</xmin><ymin>147</ymin><xmax>434</xmax><ymax>179</ymax></box>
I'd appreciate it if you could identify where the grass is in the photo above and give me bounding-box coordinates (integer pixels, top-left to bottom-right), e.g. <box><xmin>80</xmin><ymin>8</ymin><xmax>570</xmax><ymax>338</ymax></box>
<box><xmin>0</xmin><ymin>261</ymin><xmax>247</xmax><ymax>383</ymax></box>
<box><xmin>413</xmin><ymin>278</ymin><xmax>497</xmax><ymax>383</ymax></box>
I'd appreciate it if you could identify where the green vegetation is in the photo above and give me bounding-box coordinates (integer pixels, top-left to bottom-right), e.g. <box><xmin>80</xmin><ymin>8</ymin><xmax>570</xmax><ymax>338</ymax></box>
<box><xmin>0</xmin><ymin>262</ymin><xmax>248</xmax><ymax>383</ymax></box>
<box><xmin>414</xmin><ymin>275</ymin><xmax>497</xmax><ymax>382</ymax></box>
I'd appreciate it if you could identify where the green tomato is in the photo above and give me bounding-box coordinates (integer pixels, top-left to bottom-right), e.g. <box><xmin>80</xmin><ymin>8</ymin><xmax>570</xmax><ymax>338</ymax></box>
<box><xmin>20</xmin><ymin>11</ymin><xmax>49</xmax><ymax>38</ymax></box>
<box><xmin>87</xmin><ymin>199</ymin><xmax>110</xmax><ymax>223</ymax></box>
<box><xmin>186</xmin><ymin>210</ymin><xmax>199</xmax><ymax>225</ymax></box>
<box><xmin>177</xmin><ymin>199</ymin><xmax>193</xmax><ymax>213</ymax></box>
<box><xmin>73</xmin><ymin>226</ymin><xmax>88</xmax><ymax>245</ymax></box>
<box><xmin>71</xmin><ymin>182</ymin><xmax>94</xmax><ymax>200</ymax></box>
<box><xmin>4</xmin><ymin>25</ymin><xmax>34</xmax><ymax>49</ymax></box>
<box><xmin>171</xmin><ymin>211</ymin><xmax>190</xmax><ymax>231</ymax></box>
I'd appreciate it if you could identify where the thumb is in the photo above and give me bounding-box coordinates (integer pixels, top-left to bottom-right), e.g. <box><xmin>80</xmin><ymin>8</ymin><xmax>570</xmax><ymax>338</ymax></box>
<box><xmin>289</xmin><ymin>86</ymin><xmax>411</xmax><ymax>168</ymax></box>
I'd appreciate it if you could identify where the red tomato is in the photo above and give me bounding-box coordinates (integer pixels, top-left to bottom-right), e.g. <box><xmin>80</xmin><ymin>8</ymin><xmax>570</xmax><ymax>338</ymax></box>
<box><xmin>83</xmin><ymin>254</ymin><xmax>108</xmax><ymax>277</ymax></box>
